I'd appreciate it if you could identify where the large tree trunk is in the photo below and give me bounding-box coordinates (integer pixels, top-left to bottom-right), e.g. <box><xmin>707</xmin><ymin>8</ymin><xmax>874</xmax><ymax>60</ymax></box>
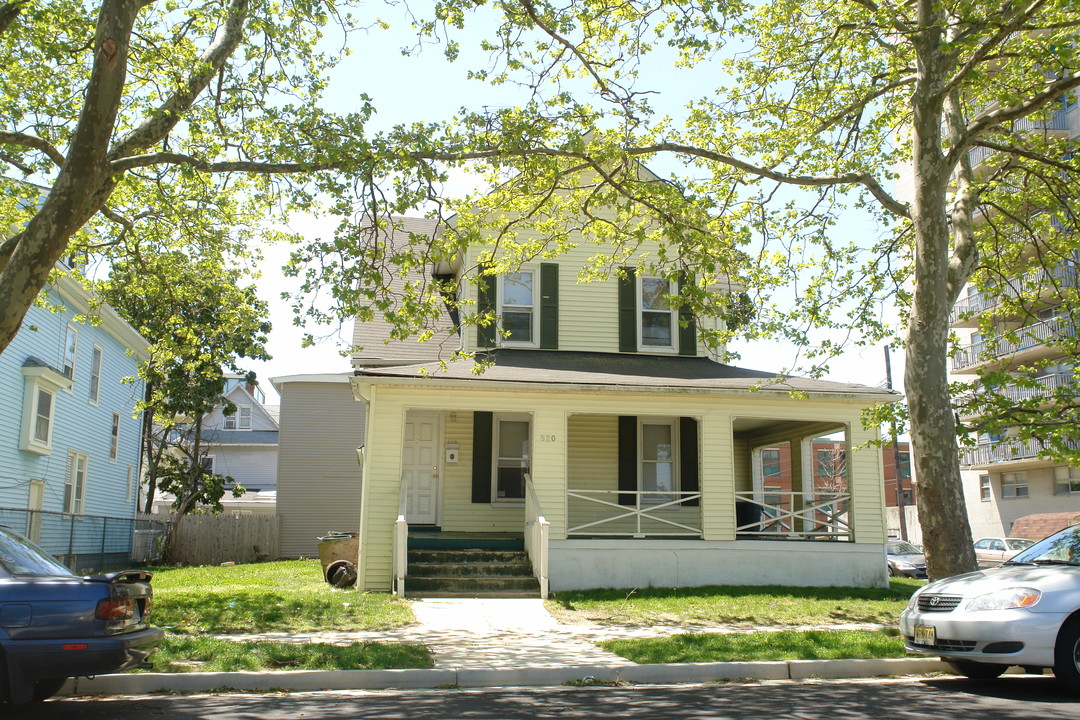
<box><xmin>906</xmin><ymin>15</ymin><xmax>978</xmax><ymax>579</ymax></box>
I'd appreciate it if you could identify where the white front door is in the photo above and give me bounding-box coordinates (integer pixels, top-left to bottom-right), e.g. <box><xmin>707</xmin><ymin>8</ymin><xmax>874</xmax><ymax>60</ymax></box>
<box><xmin>403</xmin><ymin>411</ymin><xmax>440</xmax><ymax>525</ymax></box>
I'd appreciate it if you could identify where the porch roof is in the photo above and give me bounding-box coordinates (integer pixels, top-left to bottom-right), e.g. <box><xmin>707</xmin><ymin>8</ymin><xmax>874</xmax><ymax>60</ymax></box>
<box><xmin>353</xmin><ymin>350</ymin><xmax>897</xmax><ymax>399</ymax></box>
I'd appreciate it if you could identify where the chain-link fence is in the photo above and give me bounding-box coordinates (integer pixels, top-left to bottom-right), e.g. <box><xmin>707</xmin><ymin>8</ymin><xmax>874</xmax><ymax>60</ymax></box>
<box><xmin>0</xmin><ymin>506</ymin><xmax>169</xmax><ymax>574</ymax></box>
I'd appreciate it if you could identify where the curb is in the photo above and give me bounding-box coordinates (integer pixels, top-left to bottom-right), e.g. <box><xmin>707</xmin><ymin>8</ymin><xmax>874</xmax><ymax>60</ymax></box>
<box><xmin>63</xmin><ymin>658</ymin><xmax>949</xmax><ymax>696</ymax></box>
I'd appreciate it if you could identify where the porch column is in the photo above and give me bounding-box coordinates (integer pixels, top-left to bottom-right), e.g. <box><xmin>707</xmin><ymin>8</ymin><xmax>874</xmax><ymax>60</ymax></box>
<box><xmin>355</xmin><ymin>393</ymin><xmax>405</xmax><ymax>592</ymax></box>
<box><xmin>531</xmin><ymin>408</ymin><xmax>567</xmax><ymax>539</ymax></box>
<box><xmin>849</xmin><ymin>423</ymin><xmax>886</xmax><ymax>543</ymax></box>
<box><xmin>700</xmin><ymin>413</ymin><xmax>734</xmax><ymax>541</ymax></box>
<box><xmin>793</xmin><ymin>438</ymin><xmax>809</xmax><ymax>533</ymax></box>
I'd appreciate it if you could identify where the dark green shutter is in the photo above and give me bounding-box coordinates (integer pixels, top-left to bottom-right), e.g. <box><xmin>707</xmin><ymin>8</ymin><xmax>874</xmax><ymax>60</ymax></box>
<box><xmin>477</xmin><ymin>273</ymin><xmax>497</xmax><ymax>348</ymax></box>
<box><xmin>540</xmin><ymin>263</ymin><xmax>559</xmax><ymax>349</ymax></box>
<box><xmin>472</xmin><ymin>411</ymin><xmax>493</xmax><ymax>503</ymax></box>
<box><xmin>677</xmin><ymin>273</ymin><xmax>697</xmax><ymax>356</ymax></box>
<box><xmin>618</xmin><ymin>267</ymin><xmax>637</xmax><ymax>353</ymax></box>
<box><xmin>679</xmin><ymin>417</ymin><xmax>700</xmax><ymax>506</ymax></box>
<box><xmin>618</xmin><ymin>415</ymin><xmax>637</xmax><ymax>505</ymax></box>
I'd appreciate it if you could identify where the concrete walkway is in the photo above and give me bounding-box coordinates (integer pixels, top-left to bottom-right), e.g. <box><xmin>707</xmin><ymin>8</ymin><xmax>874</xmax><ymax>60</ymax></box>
<box><xmin>66</xmin><ymin>599</ymin><xmax>947</xmax><ymax>698</ymax></box>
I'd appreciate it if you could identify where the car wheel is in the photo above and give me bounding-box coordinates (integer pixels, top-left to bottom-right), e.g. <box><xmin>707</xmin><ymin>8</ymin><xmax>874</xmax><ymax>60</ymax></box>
<box><xmin>30</xmin><ymin>677</ymin><xmax>67</xmax><ymax>703</ymax></box>
<box><xmin>948</xmin><ymin>660</ymin><xmax>1007</xmax><ymax>680</ymax></box>
<box><xmin>1052</xmin><ymin>615</ymin><xmax>1080</xmax><ymax>695</ymax></box>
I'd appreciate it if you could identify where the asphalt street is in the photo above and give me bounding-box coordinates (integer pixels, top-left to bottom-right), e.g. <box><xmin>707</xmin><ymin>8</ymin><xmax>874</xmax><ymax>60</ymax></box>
<box><xmin>11</xmin><ymin>676</ymin><xmax>1080</xmax><ymax>720</ymax></box>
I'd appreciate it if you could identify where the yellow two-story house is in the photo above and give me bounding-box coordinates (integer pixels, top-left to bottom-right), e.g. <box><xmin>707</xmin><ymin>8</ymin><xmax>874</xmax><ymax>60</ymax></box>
<box><xmin>278</xmin><ymin>196</ymin><xmax>895</xmax><ymax>598</ymax></box>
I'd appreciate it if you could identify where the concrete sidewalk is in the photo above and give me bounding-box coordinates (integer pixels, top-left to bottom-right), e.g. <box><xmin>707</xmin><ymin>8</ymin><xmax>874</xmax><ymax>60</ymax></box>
<box><xmin>65</xmin><ymin>598</ymin><xmax>948</xmax><ymax>697</ymax></box>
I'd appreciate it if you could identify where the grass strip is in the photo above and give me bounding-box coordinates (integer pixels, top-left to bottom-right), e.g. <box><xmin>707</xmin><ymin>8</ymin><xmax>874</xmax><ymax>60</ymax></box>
<box><xmin>144</xmin><ymin>636</ymin><xmax>433</xmax><ymax>673</ymax></box>
<box><xmin>548</xmin><ymin>579</ymin><xmax>922</xmax><ymax>627</ymax></box>
<box><xmin>598</xmin><ymin>628</ymin><xmax>906</xmax><ymax>664</ymax></box>
<box><xmin>147</xmin><ymin>559</ymin><xmax>414</xmax><ymax>634</ymax></box>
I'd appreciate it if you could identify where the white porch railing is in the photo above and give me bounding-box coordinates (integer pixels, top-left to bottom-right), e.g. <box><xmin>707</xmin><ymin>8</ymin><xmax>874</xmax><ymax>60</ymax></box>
<box><xmin>523</xmin><ymin>474</ymin><xmax>550</xmax><ymax>599</ymax></box>
<box><xmin>392</xmin><ymin>479</ymin><xmax>408</xmax><ymax>598</ymax></box>
<box><xmin>566</xmin><ymin>489</ymin><xmax>703</xmax><ymax>538</ymax></box>
<box><xmin>734</xmin><ymin>491</ymin><xmax>852</xmax><ymax>541</ymax></box>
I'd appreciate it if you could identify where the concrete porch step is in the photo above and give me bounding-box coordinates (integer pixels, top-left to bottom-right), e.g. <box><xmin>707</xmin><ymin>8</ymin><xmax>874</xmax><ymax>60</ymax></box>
<box><xmin>404</xmin><ymin>575</ymin><xmax>542</xmax><ymax>598</ymax></box>
<box><xmin>407</xmin><ymin>560</ymin><xmax>535</xmax><ymax>578</ymax></box>
<box><xmin>407</xmin><ymin>549</ymin><xmax>532</xmax><ymax>565</ymax></box>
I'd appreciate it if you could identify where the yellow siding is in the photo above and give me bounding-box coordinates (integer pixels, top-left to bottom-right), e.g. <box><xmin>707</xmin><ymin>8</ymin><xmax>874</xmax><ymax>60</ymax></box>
<box><xmin>440</xmin><ymin>410</ymin><xmax>523</xmax><ymax>533</ymax></box>
<box><xmin>355</xmin><ymin>381</ymin><xmax>886</xmax><ymax>592</ymax></box>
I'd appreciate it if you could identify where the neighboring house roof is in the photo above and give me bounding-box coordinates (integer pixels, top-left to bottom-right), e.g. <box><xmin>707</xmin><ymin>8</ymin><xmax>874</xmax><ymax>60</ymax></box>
<box><xmin>1010</xmin><ymin>512</ymin><xmax>1080</xmax><ymax>540</ymax></box>
<box><xmin>350</xmin><ymin>216</ymin><xmax>459</xmax><ymax>368</ymax></box>
<box><xmin>264</xmin><ymin>405</ymin><xmax>280</xmax><ymax>423</ymax></box>
<box><xmin>353</xmin><ymin>349</ymin><xmax>897</xmax><ymax>399</ymax></box>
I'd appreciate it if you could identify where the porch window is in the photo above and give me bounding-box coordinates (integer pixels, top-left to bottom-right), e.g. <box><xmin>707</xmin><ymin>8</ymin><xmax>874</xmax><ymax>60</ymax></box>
<box><xmin>493</xmin><ymin>416</ymin><xmax>530</xmax><ymax>502</ymax></box>
<box><xmin>499</xmin><ymin>270</ymin><xmax>537</xmax><ymax>344</ymax></box>
<box><xmin>639</xmin><ymin>277</ymin><xmax>675</xmax><ymax>350</ymax></box>
<box><xmin>640</xmin><ymin>419</ymin><xmax>677</xmax><ymax>499</ymax></box>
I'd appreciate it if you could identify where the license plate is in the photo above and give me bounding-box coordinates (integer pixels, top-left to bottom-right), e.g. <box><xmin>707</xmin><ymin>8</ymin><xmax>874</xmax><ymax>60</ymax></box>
<box><xmin>914</xmin><ymin>624</ymin><xmax>936</xmax><ymax>646</ymax></box>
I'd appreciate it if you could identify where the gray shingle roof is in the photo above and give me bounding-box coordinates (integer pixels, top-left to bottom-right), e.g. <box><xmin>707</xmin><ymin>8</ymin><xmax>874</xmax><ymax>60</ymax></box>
<box><xmin>354</xmin><ymin>350</ymin><xmax>896</xmax><ymax>397</ymax></box>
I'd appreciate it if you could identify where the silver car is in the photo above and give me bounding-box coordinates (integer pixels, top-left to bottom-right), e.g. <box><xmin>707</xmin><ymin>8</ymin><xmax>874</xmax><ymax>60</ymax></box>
<box><xmin>900</xmin><ymin>523</ymin><xmax>1080</xmax><ymax>694</ymax></box>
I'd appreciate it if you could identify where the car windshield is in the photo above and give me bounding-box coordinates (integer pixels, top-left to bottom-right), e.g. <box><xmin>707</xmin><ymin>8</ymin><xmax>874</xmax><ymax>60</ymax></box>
<box><xmin>1008</xmin><ymin>525</ymin><xmax>1080</xmax><ymax>565</ymax></box>
<box><xmin>1005</xmin><ymin>538</ymin><xmax>1035</xmax><ymax>551</ymax></box>
<box><xmin>0</xmin><ymin>528</ymin><xmax>75</xmax><ymax>577</ymax></box>
<box><xmin>889</xmin><ymin>541</ymin><xmax>921</xmax><ymax>554</ymax></box>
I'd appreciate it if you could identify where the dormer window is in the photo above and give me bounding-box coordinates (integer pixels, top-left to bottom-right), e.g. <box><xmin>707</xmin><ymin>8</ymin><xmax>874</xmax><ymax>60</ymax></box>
<box><xmin>224</xmin><ymin>406</ymin><xmax>252</xmax><ymax>430</ymax></box>
<box><xmin>499</xmin><ymin>269</ymin><xmax>537</xmax><ymax>345</ymax></box>
<box><xmin>639</xmin><ymin>277</ymin><xmax>676</xmax><ymax>351</ymax></box>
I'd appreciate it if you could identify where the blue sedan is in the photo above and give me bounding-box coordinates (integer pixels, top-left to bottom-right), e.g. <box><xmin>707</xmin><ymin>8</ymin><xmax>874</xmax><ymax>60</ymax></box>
<box><xmin>0</xmin><ymin>527</ymin><xmax>163</xmax><ymax>704</ymax></box>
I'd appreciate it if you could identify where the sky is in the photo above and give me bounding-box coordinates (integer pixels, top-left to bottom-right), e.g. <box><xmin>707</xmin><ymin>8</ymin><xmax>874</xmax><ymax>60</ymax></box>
<box><xmin>241</xmin><ymin>4</ymin><xmax>906</xmax><ymax>404</ymax></box>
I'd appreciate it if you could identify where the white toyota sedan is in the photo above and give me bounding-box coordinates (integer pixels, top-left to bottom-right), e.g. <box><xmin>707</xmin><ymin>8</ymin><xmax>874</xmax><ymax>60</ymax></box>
<box><xmin>900</xmin><ymin>523</ymin><xmax>1080</xmax><ymax>694</ymax></box>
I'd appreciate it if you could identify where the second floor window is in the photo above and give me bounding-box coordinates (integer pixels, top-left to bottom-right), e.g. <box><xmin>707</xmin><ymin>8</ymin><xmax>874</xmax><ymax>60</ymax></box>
<box><xmin>897</xmin><ymin>450</ymin><xmax>911</xmax><ymax>478</ymax></box>
<box><xmin>63</xmin><ymin>326</ymin><xmax>78</xmax><ymax>381</ymax></box>
<box><xmin>33</xmin><ymin>387</ymin><xmax>53</xmax><ymax>446</ymax></box>
<box><xmin>639</xmin><ymin>277</ymin><xmax>675</xmax><ymax>349</ymax></box>
<box><xmin>1001</xmin><ymin>472</ymin><xmax>1029</xmax><ymax>498</ymax></box>
<box><xmin>1054</xmin><ymin>465</ymin><xmax>1080</xmax><ymax>494</ymax></box>
<box><xmin>88</xmin><ymin>346</ymin><xmax>103</xmax><ymax>404</ymax></box>
<box><xmin>979</xmin><ymin>474</ymin><xmax>991</xmax><ymax>500</ymax></box>
<box><xmin>499</xmin><ymin>270</ymin><xmax>536</xmax><ymax>344</ymax></box>
<box><xmin>109</xmin><ymin>412</ymin><xmax>120</xmax><ymax>461</ymax></box>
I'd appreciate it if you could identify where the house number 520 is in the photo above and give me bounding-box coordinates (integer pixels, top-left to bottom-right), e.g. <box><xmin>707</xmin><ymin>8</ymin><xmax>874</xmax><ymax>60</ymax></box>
<box><xmin>540</xmin><ymin>434</ymin><xmax>557</xmax><ymax>442</ymax></box>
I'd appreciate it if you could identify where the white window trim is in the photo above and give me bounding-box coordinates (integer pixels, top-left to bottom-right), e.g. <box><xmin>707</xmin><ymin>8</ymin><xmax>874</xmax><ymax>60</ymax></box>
<box><xmin>636</xmin><ymin>276</ymin><xmax>678</xmax><ymax>354</ymax></box>
<box><xmin>20</xmin><ymin>364</ymin><xmax>71</xmax><ymax>455</ymax></box>
<box><xmin>638</xmin><ymin>416</ymin><xmax>680</xmax><ymax>500</ymax></box>
<box><xmin>65</xmin><ymin>450</ymin><xmax>88</xmax><ymax>515</ymax></box>
<box><xmin>109</xmin><ymin>411</ymin><xmax>121</xmax><ymax>462</ymax></box>
<box><xmin>497</xmin><ymin>268</ymin><xmax>539</xmax><ymax>348</ymax></box>
<box><xmin>491</xmin><ymin>413</ymin><xmax>531</xmax><ymax>504</ymax></box>
<box><xmin>979</xmin><ymin>474</ymin><xmax>991</xmax><ymax>502</ymax></box>
<box><xmin>238</xmin><ymin>405</ymin><xmax>252</xmax><ymax>430</ymax></box>
<box><xmin>88</xmin><ymin>344</ymin><xmax>103</xmax><ymax>406</ymax></box>
<box><xmin>63</xmin><ymin>324</ymin><xmax>79</xmax><ymax>389</ymax></box>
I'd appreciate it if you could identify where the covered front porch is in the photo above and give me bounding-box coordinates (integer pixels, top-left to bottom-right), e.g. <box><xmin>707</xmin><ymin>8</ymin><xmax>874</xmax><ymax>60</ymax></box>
<box><xmin>355</xmin><ymin>389</ymin><xmax>888</xmax><ymax>597</ymax></box>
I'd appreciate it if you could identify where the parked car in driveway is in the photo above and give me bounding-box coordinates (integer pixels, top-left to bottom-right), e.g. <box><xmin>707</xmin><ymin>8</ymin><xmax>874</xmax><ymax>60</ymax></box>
<box><xmin>0</xmin><ymin>527</ymin><xmax>163</xmax><ymax>705</ymax></box>
<box><xmin>900</xmin><ymin>523</ymin><xmax>1080</xmax><ymax>694</ymax></box>
<box><xmin>887</xmin><ymin>540</ymin><xmax>927</xmax><ymax>578</ymax></box>
<box><xmin>974</xmin><ymin>537</ymin><xmax>1036</xmax><ymax>568</ymax></box>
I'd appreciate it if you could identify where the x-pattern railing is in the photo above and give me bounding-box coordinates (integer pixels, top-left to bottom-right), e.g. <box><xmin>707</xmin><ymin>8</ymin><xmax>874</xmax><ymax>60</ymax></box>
<box><xmin>567</xmin><ymin>489</ymin><xmax>702</xmax><ymax>538</ymax></box>
<box><xmin>735</xmin><ymin>491</ymin><xmax>852</xmax><ymax>540</ymax></box>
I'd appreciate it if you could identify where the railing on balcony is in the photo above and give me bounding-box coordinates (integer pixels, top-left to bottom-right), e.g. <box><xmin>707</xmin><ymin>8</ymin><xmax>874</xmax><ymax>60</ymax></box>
<box><xmin>949</xmin><ymin>263</ymin><xmax>1079</xmax><ymax>325</ymax></box>
<box><xmin>392</xmin><ymin>480</ymin><xmax>408</xmax><ymax>597</ymax></box>
<box><xmin>566</xmin><ymin>489</ymin><xmax>702</xmax><ymax>538</ymax></box>
<box><xmin>966</xmin><ymin>107</ymin><xmax>1070</xmax><ymax>168</ymax></box>
<box><xmin>734</xmin><ymin>491</ymin><xmax>852</xmax><ymax>541</ymax></box>
<box><xmin>524</xmin><ymin>474</ymin><xmax>550</xmax><ymax>599</ymax></box>
<box><xmin>959</xmin><ymin>371</ymin><xmax>1076</xmax><ymax>418</ymax></box>
<box><xmin>961</xmin><ymin>438</ymin><xmax>1080</xmax><ymax>467</ymax></box>
<box><xmin>952</xmin><ymin>317</ymin><xmax>1076</xmax><ymax>371</ymax></box>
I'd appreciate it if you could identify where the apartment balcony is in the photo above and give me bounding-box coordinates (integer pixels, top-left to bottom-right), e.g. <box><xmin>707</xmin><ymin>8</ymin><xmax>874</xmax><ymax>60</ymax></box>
<box><xmin>950</xmin><ymin>263</ymin><xmax>1079</xmax><ymax>327</ymax></box>
<box><xmin>966</xmin><ymin>106</ymin><xmax>1072</xmax><ymax>170</ymax></box>
<box><xmin>956</xmin><ymin>370</ymin><xmax>1075</xmax><ymax>419</ymax></box>
<box><xmin>952</xmin><ymin>316</ymin><xmax>1076</xmax><ymax>373</ymax></box>
<box><xmin>961</xmin><ymin>437</ymin><xmax>1080</xmax><ymax>470</ymax></box>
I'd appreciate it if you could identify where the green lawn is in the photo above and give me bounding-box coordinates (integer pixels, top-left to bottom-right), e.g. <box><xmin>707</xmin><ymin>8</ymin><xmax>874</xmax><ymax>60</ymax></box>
<box><xmin>548</xmin><ymin>578</ymin><xmax>922</xmax><ymax>627</ymax></box>
<box><xmin>145</xmin><ymin>636</ymin><xmax>433</xmax><ymax>672</ymax></box>
<box><xmin>598</xmin><ymin>628</ymin><xmax>907</xmax><ymax>664</ymax></box>
<box><xmin>148</xmin><ymin>559</ymin><xmax>414</xmax><ymax>634</ymax></box>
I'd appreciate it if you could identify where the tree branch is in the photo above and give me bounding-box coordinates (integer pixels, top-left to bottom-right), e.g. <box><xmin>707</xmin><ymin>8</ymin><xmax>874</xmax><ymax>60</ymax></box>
<box><xmin>0</xmin><ymin>129</ymin><xmax>66</xmax><ymax>167</ymax></box>
<box><xmin>109</xmin><ymin>0</ymin><xmax>249</xmax><ymax>160</ymax></box>
<box><xmin>943</xmin><ymin>0</ymin><xmax>1049</xmax><ymax>99</ymax></box>
<box><xmin>0</xmin><ymin>0</ymin><xmax>25</xmax><ymax>35</ymax></box>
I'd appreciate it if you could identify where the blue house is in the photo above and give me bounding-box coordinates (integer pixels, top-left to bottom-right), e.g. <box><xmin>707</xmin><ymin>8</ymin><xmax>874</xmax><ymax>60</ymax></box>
<box><xmin>0</xmin><ymin>270</ymin><xmax>148</xmax><ymax>570</ymax></box>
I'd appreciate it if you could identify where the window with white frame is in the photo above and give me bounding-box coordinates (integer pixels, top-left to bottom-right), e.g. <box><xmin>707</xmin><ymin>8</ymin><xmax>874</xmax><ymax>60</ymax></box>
<box><xmin>109</xmin><ymin>412</ymin><xmax>120</xmax><ymax>461</ymax></box>
<box><xmin>979</xmin><ymin>474</ymin><xmax>991</xmax><ymax>501</ymax></box>
<box><xmin>20</xmin><ymin>364</ymin><xmax>70</xmax><ymax>455</ymax></box>
<box><xmin>224</xmin><ymin>406</ymin><xmax>252</xmax><ymax>430</ymax></box>
<box><xmin>639</xmin><ymin>277</ymin><xmax>676</xmax><ymax>350</ymax></box>
<box><xmin>88</xmin><ymin>345</ymin><xmax>103</xmax><ymax>404</ymax></box>
<box><xmin>1054</xmin><ymin>465</ymin><xmax>1080</xmax><ymax>494</ymax></box>
<box><xmin>64</xmin><ymin>451</ymin><xmax>88</xmax><ymax>514</ymax></box>
<box><xmin>1001</xmin><ymin>472</ymin><xmax>1029</xmax><ymax>498</ymax></box>
<box><xmin>499</xmin><ymin>270</ymin><xmax>537</xmax><ymax>344</ymax></box>
<box><xmin>63</xmin><ymin>325</ymin><xmax>78</xmax><ymax>382</ymax></box>
<box><xmin>640</xmin><ymin>418</ymin><xmax>678</xmax><ymax>499</ymax></box>
<box><xmin>492</xmin><ymin>415</ymin><xmax>530</xmax><ymax>502</ymax></box>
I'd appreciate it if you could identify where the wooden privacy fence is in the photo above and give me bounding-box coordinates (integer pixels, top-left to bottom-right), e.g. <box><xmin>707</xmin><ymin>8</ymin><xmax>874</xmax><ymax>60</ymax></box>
<box><xmin>165</xmin><ymin>513</ymin><xmax>280</xmax><ymax>566</ymax></box>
